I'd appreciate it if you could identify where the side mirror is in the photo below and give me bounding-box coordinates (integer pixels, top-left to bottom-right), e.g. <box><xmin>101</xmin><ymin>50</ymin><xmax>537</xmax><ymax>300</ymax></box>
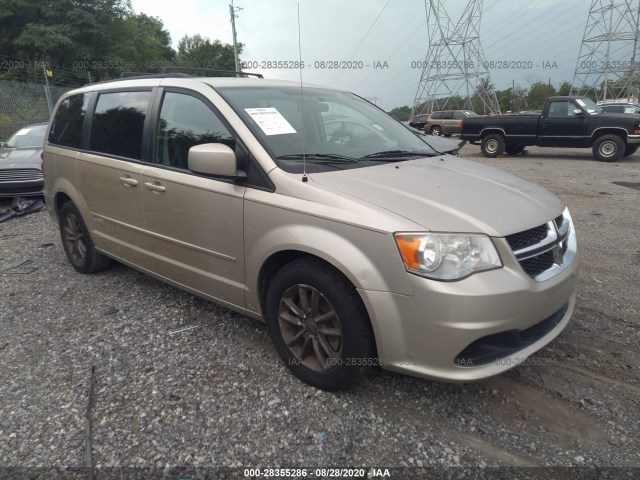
<box><xmin>188</xmin><ymin>143</ymin><xmax>237</xmax><ymax>177</ymax></box>
<box><xmin>0</xmin><ymin>142</ymin><xmax>6</xmax><ymax>148</ymax></box>
<box><xmin>573</xmin><ymin>109</ymin><xmax>583</xmax><ymax>116</ymax></box>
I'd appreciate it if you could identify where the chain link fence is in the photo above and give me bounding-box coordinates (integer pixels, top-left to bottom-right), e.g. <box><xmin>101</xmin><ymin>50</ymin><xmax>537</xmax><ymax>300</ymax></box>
<box><xmin>0</xmin><ymin>80</ymin><xmax>70</xmax><ymax>141</ymax></box>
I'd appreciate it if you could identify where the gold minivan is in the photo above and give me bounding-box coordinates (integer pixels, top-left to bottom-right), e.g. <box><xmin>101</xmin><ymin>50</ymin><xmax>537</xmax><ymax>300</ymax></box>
<box><xmin>44</xmin><ymin>75</ymin><xmax>578</xmax><ymax>390</ymax></box>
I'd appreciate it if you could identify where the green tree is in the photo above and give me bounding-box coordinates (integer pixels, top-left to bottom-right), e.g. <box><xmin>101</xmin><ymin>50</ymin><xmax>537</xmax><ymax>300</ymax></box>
<box><xmin>470</xmin><ymin>77</ymin><xmax>498</xmax><ymax>114</ymax></box>
<box><xmin>0</xmin><ymin>0</ymin><xmax>176</xmax><ymax>84</ymax></box>
<box><xmin>175</xmin><ymin>34</ymin><xmax>242</xmax><ymax>73</ymax></box>
<box><xmin>527</xmin><ymin>82</ymin><xmax>557</xmax><ymax>110</ymax></box>
<box><xmin>389</xmin><ymin>106</ymin><xmax>411</xmax><ymax>121</ymax></box>
<box><xmin>558</xmin><ymin>81</ymin><xmax>572</xmax><ymax>96</ymax></box>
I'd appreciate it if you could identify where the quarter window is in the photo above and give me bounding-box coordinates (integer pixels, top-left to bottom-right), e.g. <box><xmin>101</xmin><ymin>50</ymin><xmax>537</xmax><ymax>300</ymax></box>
<box><xmin>90</xmin><ymin>91</ymin><xmax>151</xmax><ymax>160</ymax></box>
<box><xmin>49</xmin><ymin>93</ymin><xmax>89</xmax><ymax>148</ymax></box>
<box><xmin>156</xmin><ymin>92</ymin><xmax>235</xmax><ymax>169</ymax></box>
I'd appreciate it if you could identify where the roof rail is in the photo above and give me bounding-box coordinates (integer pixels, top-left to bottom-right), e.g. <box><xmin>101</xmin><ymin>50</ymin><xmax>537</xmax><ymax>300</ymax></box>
<box><xmin>159</xmin><ymin>66</ymin><xmax>263</xmax><ymax>78</ymax></box>
<box><xmin>119</xmin><ymin>72</ymin><xmax>192</xmax><ymax>79</ymax></box>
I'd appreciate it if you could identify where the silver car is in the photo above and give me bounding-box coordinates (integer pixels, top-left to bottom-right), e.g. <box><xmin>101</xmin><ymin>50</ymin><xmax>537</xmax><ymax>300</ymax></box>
<box><xmin>0</xmin><ymin>123</ymin><xmax>46</xmax><ymax>197</ymax></box>
<box><xmin>43</xmin><ymin>76</ymin><xmax>578</xmax><ymax>390</ymax></box>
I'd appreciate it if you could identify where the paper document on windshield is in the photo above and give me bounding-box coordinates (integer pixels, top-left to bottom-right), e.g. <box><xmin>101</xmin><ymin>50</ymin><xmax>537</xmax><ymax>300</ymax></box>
<box><xmin>245</xmin><ymin>108</ymin><xmax>296</xmax><ymax>136</ymax></box>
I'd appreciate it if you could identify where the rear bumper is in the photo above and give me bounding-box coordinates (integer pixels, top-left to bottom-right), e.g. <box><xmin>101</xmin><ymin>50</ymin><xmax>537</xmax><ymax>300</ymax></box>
<box><xmin>626</xmin><ymin>134</ymin><xmax>640</xmax><ymax>144</ymax></box>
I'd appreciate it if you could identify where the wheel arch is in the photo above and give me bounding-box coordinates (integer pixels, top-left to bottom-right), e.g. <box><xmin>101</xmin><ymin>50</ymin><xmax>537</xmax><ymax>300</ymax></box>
<box><xmin>591</xmin><ymin>127</ymin><xmax>628</xmax><ymax>143</ymax></box>
<box><xmin>51</xmin><ymin>179</ymin><xmax>91</xmax><ymax>227</ymax></box>
<box><xmin>479</xmin><ymin>127</ymin><xmax>507</xmax><ymax>138</ymax></box>
<box><xmin>258</xmin><ymin>250</ymin><xmax>380</xmax><ymax>361</ymax></box>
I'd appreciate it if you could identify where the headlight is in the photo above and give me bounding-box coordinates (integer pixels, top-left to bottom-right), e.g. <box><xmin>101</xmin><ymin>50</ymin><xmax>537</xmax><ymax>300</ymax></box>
<box><xmin>394</xmin><ymin>232</ymin><xmax>502</xmax><ymax>280</ymax></box>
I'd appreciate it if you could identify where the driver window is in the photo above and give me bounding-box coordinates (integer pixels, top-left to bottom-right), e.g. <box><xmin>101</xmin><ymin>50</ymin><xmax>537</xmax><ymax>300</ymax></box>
<box><xmin>548</xmin><ymin>101</ymin><xmax>572</xmax><ymax>118</ymax></box>
<box><xmin>156</xmin><ymin>92</ymin><xmax>235</xmax><ymax>169</ymax></box>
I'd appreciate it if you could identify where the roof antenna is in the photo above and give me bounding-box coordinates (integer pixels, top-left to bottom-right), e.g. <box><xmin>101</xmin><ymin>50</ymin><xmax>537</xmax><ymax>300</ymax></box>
<box><xmin>297</xmin><ymin>3</ymin><xmax>308</xmax><ymax>183</ymax></box>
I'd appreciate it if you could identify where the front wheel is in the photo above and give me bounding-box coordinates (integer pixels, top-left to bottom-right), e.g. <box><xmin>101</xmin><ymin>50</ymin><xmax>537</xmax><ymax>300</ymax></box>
<box><xmin>59</xmin><ymin>202</ymin><xmax>112</xmax><ymax>273</ymax></box>
<box><xmin>265</xmin><ymin>258</ymin><xmax>374</xmax><ymax>391</ymax></box>
<box><xmin>592</xmin><ymin>135</ymin><xmax>625</xmax><ymax>162</ymax></box>
<box><xmin>481</xmin><ymin>133</ymin><xmax>506</xmax><ymax>157</ymax></box>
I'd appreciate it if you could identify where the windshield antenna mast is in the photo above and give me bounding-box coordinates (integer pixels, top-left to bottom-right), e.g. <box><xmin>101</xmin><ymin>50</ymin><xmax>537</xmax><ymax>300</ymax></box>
<box><xmin>297</xmin><ymin>4</ymin><xmax>308</xmax><ymax>182</ymax></box>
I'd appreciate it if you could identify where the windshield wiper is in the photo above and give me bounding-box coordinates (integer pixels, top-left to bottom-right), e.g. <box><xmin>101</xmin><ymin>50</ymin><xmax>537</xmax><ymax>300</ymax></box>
<box><xmin>277</xmin><ymin>153</ymin><xmax>359</xmax><ymax>163</ymax></box>
<box><xmin>360</xmin><ymin>150</ymin><xmax>435</xmax><ymax>160</ymax></box>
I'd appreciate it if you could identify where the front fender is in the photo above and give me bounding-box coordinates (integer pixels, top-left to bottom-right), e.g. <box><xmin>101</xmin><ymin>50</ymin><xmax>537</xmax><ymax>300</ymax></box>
<box><xmin>244</xmin><ymin>212</ymin><xmax>414</xmax><ymax>314</ymax></box>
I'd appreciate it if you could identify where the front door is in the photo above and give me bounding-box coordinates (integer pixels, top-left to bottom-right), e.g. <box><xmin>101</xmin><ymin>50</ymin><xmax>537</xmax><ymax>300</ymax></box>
<box><xmin>539</xmin><ymin>100</ymin><xmax>589</xmax><ymax>147</ymax></box>
<box><xmin>140</xmin><ymin>89</ymin><xmax>246</xmax><ymax>307</ymax></box>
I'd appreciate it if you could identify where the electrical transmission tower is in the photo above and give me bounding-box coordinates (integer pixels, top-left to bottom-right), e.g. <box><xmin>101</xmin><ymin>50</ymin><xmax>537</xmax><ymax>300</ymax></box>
<box><xmin>571</xmin><ymin>0</ymin><xmax>640</xmax><ymax>101</ymax></box>
<box><xmin>412</xmin><ymin>0</ymin><xmax>499</xmax><ymax>116</ymax></box>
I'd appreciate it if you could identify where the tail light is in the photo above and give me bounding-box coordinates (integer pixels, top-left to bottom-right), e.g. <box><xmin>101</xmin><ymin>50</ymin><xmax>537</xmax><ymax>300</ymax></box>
<box><xmin>460</xmin><ymin>119</ymin><xmax>464</xmax><ymax>131</ymax></box>
<box><xmin>40</xmin><ymin>151</ymin><xmax>44</xmax><ymax>173</ymax></box>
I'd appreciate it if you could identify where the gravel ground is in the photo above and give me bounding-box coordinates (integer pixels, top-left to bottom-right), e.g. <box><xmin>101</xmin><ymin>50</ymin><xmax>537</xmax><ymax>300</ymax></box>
<box><xmin>1</xmin><ymin>145</ymin><xmax>639</xmax><ymax>479</ymax></box>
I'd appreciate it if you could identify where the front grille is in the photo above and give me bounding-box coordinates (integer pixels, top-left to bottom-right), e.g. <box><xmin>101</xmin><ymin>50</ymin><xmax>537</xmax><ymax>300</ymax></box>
<box><xmin>505</xmin><ymin>224</ymin><xmax>549</xmax><ymax>251</ymax></box>
<box><xmin>520</xmin><ymin>250</ymin><xmax>555</xmax><ymax>277</ymax></box>
<box><xmin>454</xmin><ymin>303</ymin><xmax>569</xmax><ymax>367</ymax></box>
<box><xmin>0</xmin><ymin>168</ymin><xmax>43</xmax><ymax>182</ymax></box>
<box><xmin>505</xmin><ymin>213</ymin><xmax>572</xmax><ymax>281</ymax></box>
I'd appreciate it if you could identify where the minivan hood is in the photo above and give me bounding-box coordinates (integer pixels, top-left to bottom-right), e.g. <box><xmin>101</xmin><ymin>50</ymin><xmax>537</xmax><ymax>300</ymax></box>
<box><xmin>309</xmin><ymin>155</ymin><xmax>564</xmax><ymax>237</ymax></box>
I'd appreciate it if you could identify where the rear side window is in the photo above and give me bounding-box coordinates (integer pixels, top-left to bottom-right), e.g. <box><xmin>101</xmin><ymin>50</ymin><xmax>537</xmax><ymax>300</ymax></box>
<box><xmin>90</xmin><ymin>91</ymin><xmax>151</xmax><ymax>160</ymax></box>
<box><xmin>430</xmin><ymin>112</ymin><xmax>442</xmax><ymax>119</ymax></box>
<box><xmin>49</xmin><ymin>93</ymin><xmax>89</xmax><ymax>148</ymax></box>
<box><xmin>442</xmin><ymin>111</ymin><xmax>454</xmax><ymax>119</ymax></box>
<box><xmin>155</xmin><ymin>92</ymin><xmax>235</xmax><ymax>169</ymax></box>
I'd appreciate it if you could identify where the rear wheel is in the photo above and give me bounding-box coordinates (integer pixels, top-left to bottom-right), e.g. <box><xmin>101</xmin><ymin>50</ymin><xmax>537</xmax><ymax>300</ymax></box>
<box><xmin>481</xmin><ymin>133</ymin><xmax>506</xmax><ymax>157</ymax></box>
<box><xmin>430</xmin><ymin>125</ymin><xmax>442</xmax><ymax>136</ymax></box>
<box><xmin>59</xmin><ymin>202</ymin><xmax>112</xmax><ymax>273</ymax></box>
<box><xmin>592</xmin><ymin>135</ymin><xmax>625</xmax><ymax>162</ymax></box>
<box><xmin>624</xmin><ymin>144</ymin><xmax>639</xmax><ymax>157</ymax></box>
<box><xmin>265</xmin><ymin>258</ymin><xmax>374</xmax><ymax>391</ymax></box>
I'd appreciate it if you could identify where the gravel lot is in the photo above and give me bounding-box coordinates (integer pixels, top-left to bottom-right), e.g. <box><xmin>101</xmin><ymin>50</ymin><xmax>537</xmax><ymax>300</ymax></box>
<box><xmin>1</xmin><ymin>145</ymin><xmax>639</xmax><ymax>478</ymax></box>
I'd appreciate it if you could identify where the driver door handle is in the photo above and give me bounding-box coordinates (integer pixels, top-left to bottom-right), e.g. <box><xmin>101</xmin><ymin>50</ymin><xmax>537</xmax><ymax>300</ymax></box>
<box><xmin>119</xmin><ymin>176</ymin><xmax>138</xmax><ymax>187</ymax></box>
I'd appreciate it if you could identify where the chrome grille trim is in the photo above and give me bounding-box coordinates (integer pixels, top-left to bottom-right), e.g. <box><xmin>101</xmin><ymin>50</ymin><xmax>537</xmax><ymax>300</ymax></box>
<box><xmin>506</xmin><ymin>209</ymin><xmax>577</xmax><ymax>282</ymax></box>
<box><xmin>0</xmin><ymin>168</ymin><xmax>43</xmax><ymax>182</ymax></box>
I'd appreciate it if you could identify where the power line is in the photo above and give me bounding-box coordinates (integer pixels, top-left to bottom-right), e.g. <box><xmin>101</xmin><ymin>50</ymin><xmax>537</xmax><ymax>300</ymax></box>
<box><xmin>329</xmin><ymin>0</ymin><xmax>391</xmax><ymax>87</ymax></box>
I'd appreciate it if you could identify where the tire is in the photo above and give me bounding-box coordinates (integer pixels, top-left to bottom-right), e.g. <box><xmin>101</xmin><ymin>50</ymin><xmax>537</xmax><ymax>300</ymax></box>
<box><xmin>265</xmin><ymin>258</ymin><xmax>374</xmax><ymax>391</ymax></box>
<box><xmin>624</xmin><ymin>144</ymin><xmax>639</xmax><ymax>157</ymax></box>
<box><xmin>505</xmin><ymin>144</ymin><xmax>525</xmax><ymax>155</ymax></box>
<box><xmin>592</xmin><ymin>135</ymin><xmax>625</xmax><ymax>162</ymax></box>
<box><xmin>59</xmin><ymin>201</ymin><xmax>112</xmax><ymax>274</ymax></box>
<box><xmin>430</xmin><ymin>126</ymin><xmax>442</xmax><ymax>136</ymax></box>
<box><xmin>481</xmin><ymin>133</ymin><xmax>506</xmax><ymax>158</ymax></box>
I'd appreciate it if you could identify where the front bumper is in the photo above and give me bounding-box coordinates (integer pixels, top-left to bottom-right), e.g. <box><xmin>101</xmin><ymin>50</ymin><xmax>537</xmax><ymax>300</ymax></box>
<box><xmin>358</xmin><ymin>238</ymin><xmax>578</xmax><ymax>382</ymax></box>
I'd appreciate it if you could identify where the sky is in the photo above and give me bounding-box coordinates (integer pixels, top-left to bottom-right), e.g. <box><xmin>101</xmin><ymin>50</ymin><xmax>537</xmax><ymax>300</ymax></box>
<box><xmin>129</xmin><ymin>0</ymin><xmax>616</xmax><ymax>111</ymax></box>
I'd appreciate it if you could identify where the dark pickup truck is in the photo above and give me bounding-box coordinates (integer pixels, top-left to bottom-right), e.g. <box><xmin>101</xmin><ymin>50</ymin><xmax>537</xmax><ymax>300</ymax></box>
<box><xmin>460</xmin><ymin>96</ymin><xmax>640</xmax><ymax>162</ymax></box>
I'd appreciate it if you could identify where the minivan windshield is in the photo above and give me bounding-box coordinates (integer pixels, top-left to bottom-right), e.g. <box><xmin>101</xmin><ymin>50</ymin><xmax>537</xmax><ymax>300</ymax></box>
<box><xmin>217</xmin><ymin>86</ymin><xmax>439</xmax><ymax>173</ymax></box>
